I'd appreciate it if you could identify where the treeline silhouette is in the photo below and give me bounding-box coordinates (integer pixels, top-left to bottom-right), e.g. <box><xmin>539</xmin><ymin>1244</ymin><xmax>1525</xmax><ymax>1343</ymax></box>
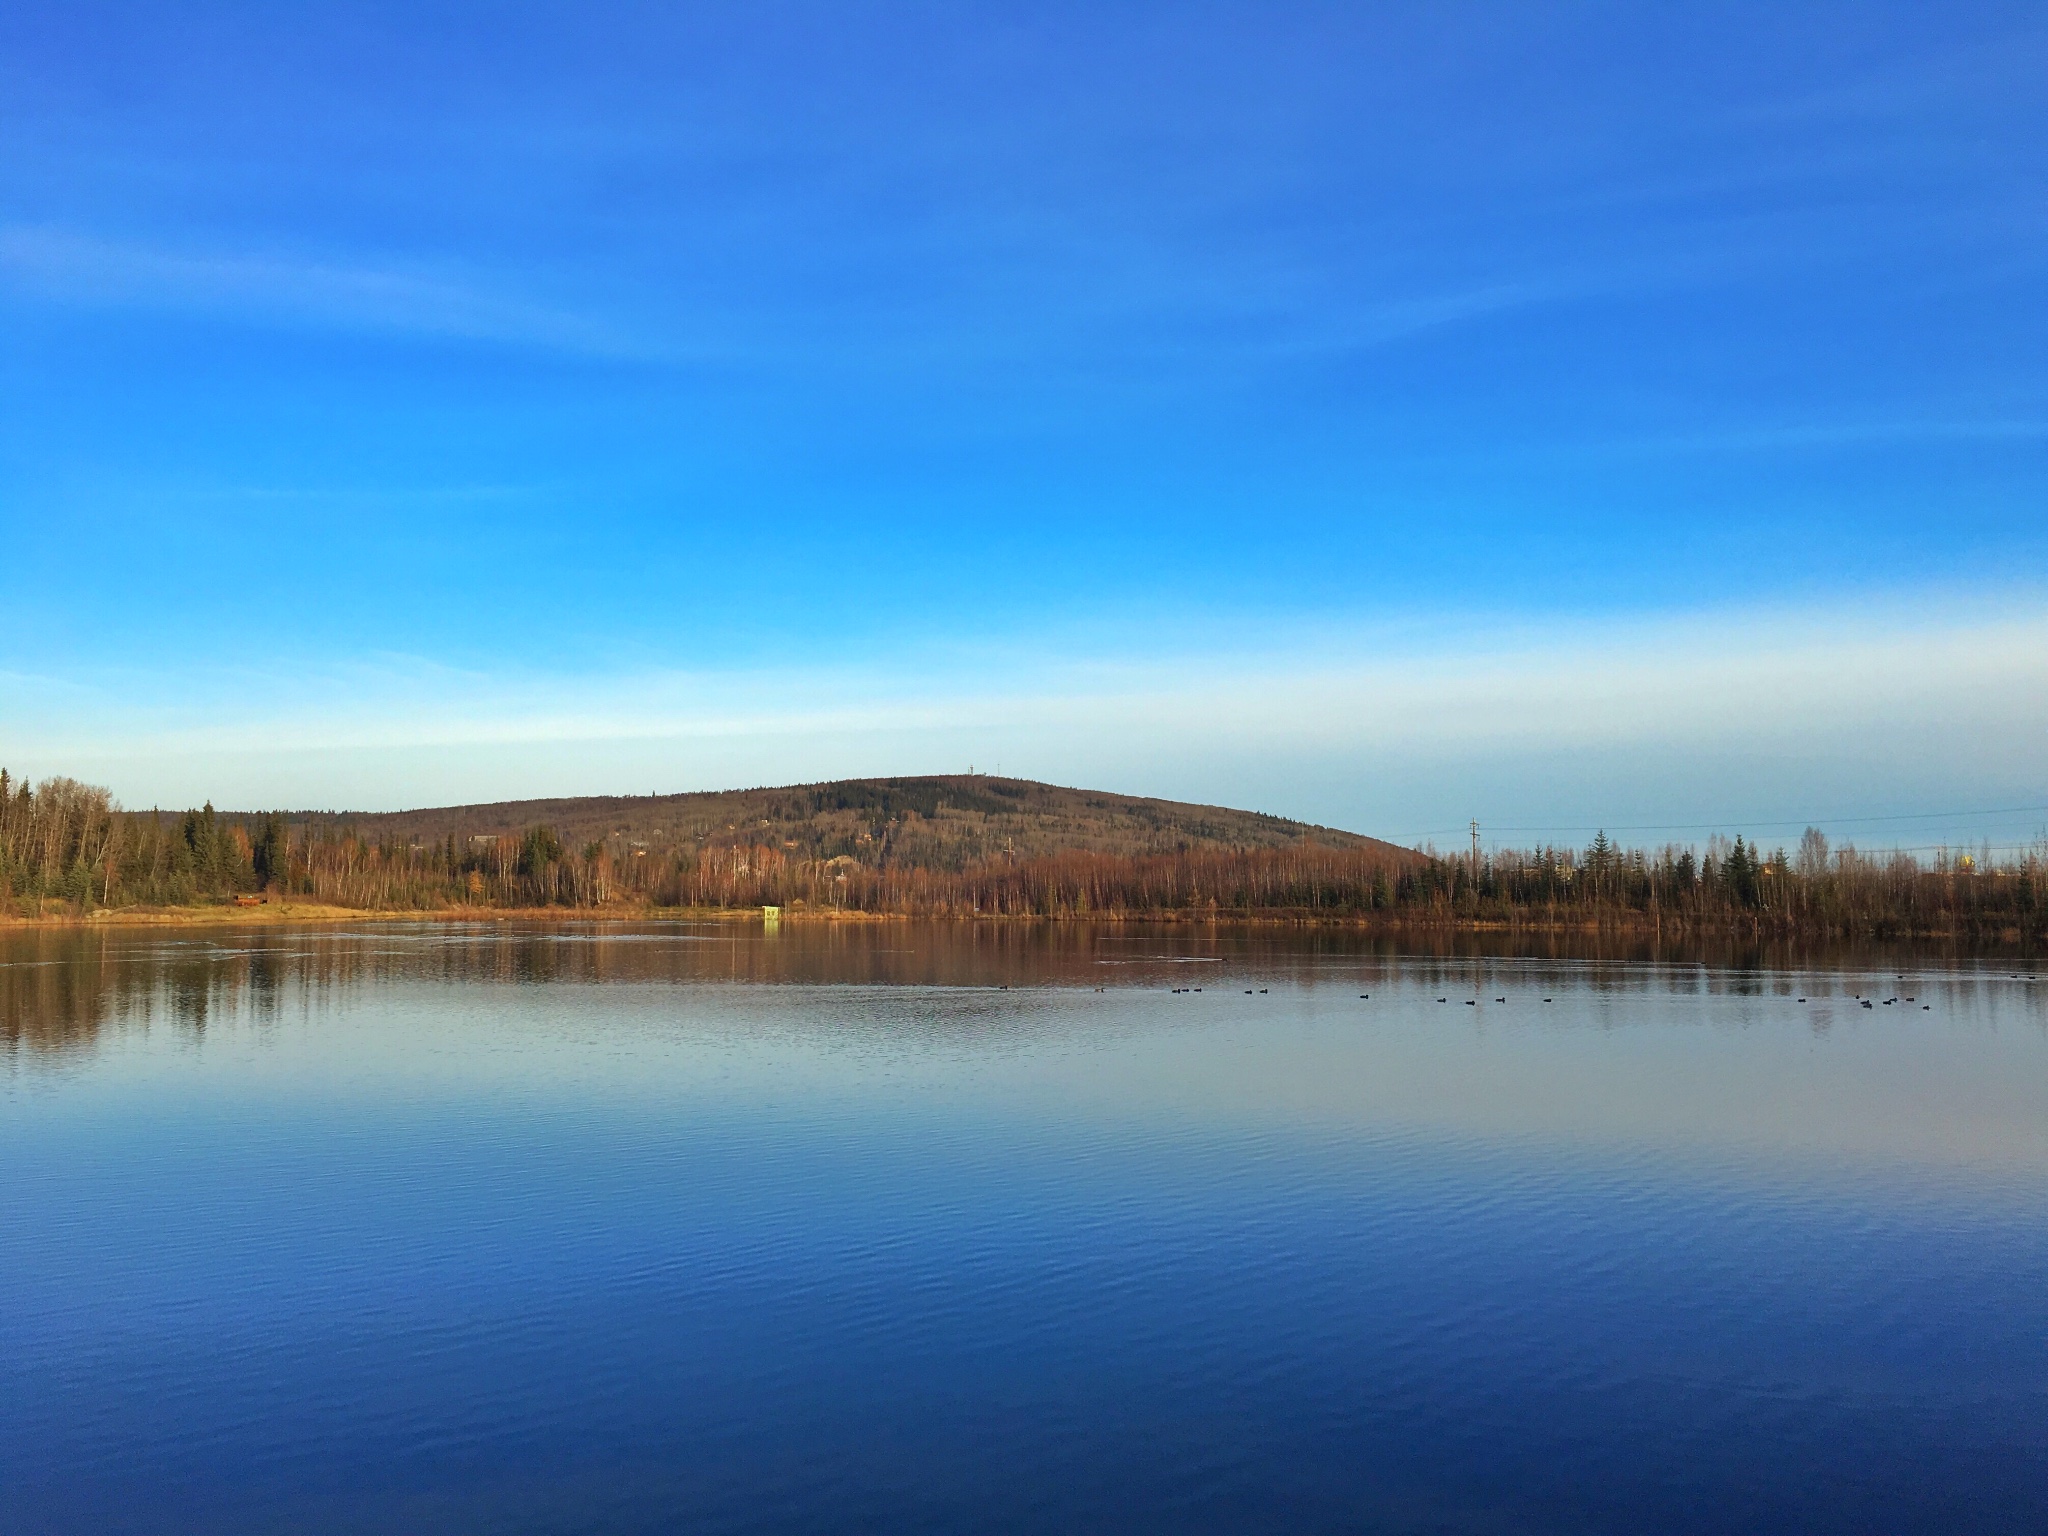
<box><xmin>3</xmin><ymin>771</ymin><xmax>2043</xmax><ymax>939</ymax></box>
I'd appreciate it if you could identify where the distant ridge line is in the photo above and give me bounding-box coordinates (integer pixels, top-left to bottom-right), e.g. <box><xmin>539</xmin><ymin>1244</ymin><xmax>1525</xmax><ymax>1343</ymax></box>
<box><xmin>227</xmin><ymin>774</ymin><xmax>1413</xmax><ymax>868</ymax></box>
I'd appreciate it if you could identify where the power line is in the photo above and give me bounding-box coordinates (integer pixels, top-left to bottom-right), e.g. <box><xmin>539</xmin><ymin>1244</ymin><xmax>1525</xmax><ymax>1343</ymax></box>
<box><xmin>1390</xmin><ymin>802</ymin><xmax>2048</xmax><ymax>840</ymax></box>
<box><xmin>1869</xmin><ymin>843</ymin><xmax>2045</xmax><ymax>855</ymax></box>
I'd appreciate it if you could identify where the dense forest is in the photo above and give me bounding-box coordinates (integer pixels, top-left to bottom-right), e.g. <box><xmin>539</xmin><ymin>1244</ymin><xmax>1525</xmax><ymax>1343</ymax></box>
<box><xmin>2</xmin><ymin>769</ymin><xmax>2043</xmax><ymax>939</ymax></box>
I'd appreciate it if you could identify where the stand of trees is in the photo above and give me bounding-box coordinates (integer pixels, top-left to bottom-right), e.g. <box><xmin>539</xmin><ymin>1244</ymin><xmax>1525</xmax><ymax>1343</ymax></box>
<box><xmin>1</xmin><ymin>772</ymin><xmax>264</xmax><ymax>909</ymax></box>
<box><xmin>3</xmin><ymin>772</ymin><xmax>2043</xmax><ymax>940</ymax></box>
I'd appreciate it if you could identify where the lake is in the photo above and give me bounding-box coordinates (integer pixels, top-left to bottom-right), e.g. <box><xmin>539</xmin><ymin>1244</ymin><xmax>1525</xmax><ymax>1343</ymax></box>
<box><xmin>3</xmin><ymin>921</ymin><xmax>2046</xmax><ymax>1534</ymax></box>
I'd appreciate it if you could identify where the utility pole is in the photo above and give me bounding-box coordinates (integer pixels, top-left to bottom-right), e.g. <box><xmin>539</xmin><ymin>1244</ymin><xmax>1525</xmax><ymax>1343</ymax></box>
<box><xmin>1470</xmin><ymin>819</ymin><xmax>1481</xmax><ymax>879</ymax></box>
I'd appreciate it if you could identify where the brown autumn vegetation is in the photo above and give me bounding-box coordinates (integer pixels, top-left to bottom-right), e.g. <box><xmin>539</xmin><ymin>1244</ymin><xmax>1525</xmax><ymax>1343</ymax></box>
<box><xmin>267</xmin><ymin>775</ymin><xmax>1396</xmax><ymax>866</ymax></box>
<box><xmin>3</xmin><ymin>769</ymin><xmax>2043</xmax><ymax>940</ymax></box>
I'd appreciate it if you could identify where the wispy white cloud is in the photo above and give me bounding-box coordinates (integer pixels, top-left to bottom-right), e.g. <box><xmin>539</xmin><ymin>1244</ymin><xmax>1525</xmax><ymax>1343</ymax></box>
<box><xmin>7</xmin><ymin>596</ymin><xmax>2044</xmax><ymax>839</ymax></box>
<box><xmin>0</xmin><ymin>215</ymin><xmax>1661</xmax><ymax>386</ymax></box>
<box><xmin>0</xmin><ymin>224</ymin><xmax>659</xmax><ymax>359</ymax></box>
<box><xmin>1594</xmin><ymin>418</ymin><xmax>2048</xmax><ymax>458</ymax></box>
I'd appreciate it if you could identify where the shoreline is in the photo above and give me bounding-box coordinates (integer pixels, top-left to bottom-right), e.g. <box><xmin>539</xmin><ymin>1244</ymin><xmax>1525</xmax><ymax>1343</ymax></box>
<box><xmin>1</xmin><ymin>902</ymin><xmax>772</xmax><ymax>929</ymax></box>
<box><xmin>0</xmin><ymin>902</ymin><xmax>2038</xmax><ymax>947</ymax></box>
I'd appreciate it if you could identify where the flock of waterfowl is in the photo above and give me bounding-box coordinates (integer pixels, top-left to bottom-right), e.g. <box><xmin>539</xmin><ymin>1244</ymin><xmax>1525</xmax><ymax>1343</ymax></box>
<box><xmin>1145</xmin><ymin>977</ymin><xmax>2048</xmax><ymax>1012</ymax></box>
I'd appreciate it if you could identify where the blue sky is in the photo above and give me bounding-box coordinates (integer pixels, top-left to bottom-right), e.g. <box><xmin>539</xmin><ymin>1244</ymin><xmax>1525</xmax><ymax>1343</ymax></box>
<box><xmin>3</xmin><ymin>2</ymin><xmax>2045</xmax><ymax>847</ymax></box>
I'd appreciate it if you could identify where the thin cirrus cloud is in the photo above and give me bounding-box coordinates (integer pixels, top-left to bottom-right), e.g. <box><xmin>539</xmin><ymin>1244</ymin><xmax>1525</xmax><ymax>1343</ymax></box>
<box><xmin>8</xmin><ymin>599</ymin><xmax>2043</xmax><ymax>840</ymax></box>
<box><xmin>0</xmin><ymin>224</ymin><xmax>654</xmax><ymax>359</ymax></box>
<box><xmin>1546</xmin><ymin>417</ymin><xmax>2048</xmax><ymax>465</ymax></box>
<box><xmin>0</xmin><ymin>217</ymin><xmax>1542</xmax><ymax>386</ymax></box>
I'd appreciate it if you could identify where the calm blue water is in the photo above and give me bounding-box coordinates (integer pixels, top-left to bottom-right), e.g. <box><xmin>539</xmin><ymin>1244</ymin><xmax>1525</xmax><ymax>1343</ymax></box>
<box><xmin>3</xmin><ymin>923</ymin><xmax>2046</xmax><ymax>1534</ymax></box>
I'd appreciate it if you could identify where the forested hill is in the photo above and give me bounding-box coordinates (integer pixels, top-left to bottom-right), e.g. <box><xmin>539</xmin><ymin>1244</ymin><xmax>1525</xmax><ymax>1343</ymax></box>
<box><xmin>251</xmin><ymin>776</ymin><xmax>1414</xmax><ymax>871</ymax></box>
<box><xmin>9</xmin><ymin>770</ymin><xmax>2044</xmax><ymax>935</ymax></box>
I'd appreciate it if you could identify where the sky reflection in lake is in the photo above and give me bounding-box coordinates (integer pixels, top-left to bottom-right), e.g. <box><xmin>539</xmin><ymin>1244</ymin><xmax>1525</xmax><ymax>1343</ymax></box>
<box><xmin>4</xmin><ymin>922</ymin><xmax>2046</xmax><ymax>1534</ymax></box>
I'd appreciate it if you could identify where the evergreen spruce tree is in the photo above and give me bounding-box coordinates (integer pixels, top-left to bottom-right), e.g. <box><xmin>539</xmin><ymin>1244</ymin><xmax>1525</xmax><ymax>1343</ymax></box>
<box><xmin>254</xmin><ymin>815</ymin><xmax>288</xmax><ymax>889</ymax></box>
